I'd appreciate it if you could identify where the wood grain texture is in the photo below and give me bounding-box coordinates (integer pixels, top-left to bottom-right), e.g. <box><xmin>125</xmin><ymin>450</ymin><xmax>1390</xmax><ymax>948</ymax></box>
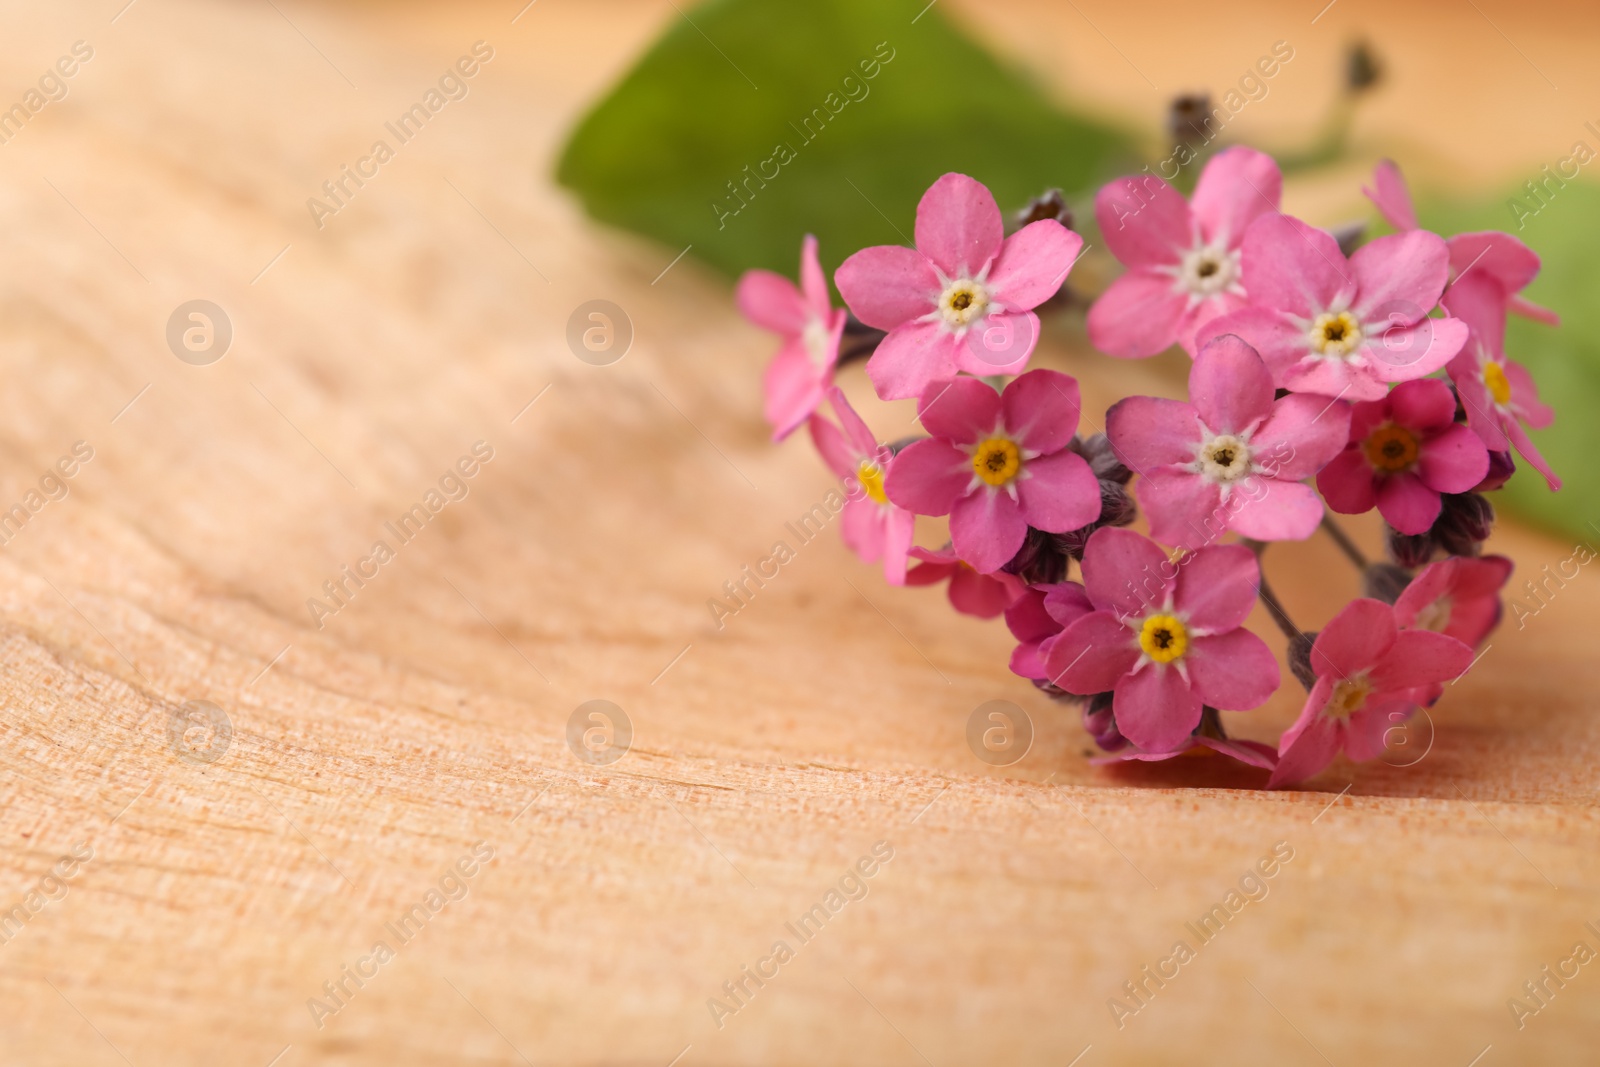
<box><xmin>0</xmin><ymin>1</ymin><xmax>1598</xmax><ymax>1064</ymax></box>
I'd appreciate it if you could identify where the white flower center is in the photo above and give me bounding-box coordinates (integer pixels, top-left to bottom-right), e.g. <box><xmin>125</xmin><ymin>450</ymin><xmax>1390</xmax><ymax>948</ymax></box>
<box><xmin>802</xmin><ymin>316</ymin><xmax>831</xmax><ymax>369</ymax></box>
<box><xmin>1325</xmin><ymin>673</ymin><xmax>1373</xmax><ymax>720</ymax></box>
<box><xmin>1413</xmin><ymin>596</ymin><xmax>1453</xmax><ymax>635</ymax></box>
<box><xmin>937</xmin><ymin>278</ymin><xmax>991</xmax><ymax>331</ymax></box>
<box><xmin>1196</xmin><ymin>433</ymin><xmax>1253</xmax><ymax>483</ymax></box>
<box><xmin>1177</xmin><ymin>243</ymin><xmax>1239</xmax><ymax>299</ymax></box>
<box><xmin>1309</xmin><ymin>311</ymin><xmax>1364</xmax><ymax>357</ymax></box>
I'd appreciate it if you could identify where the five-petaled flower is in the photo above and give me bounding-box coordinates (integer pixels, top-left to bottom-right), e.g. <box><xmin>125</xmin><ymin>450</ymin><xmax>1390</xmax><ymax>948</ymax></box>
<box><xmin>835</xmin><ymin>173</ymin><xmax>1083</xmax><ymax>401</ymax></box>
<box><xmin>1394</xmin><ymin>554</ymin><xmax>1513</xmax><ymax>649</ymax></box>
<box><xmin>1198</xmin><ymin>213</ymin><xmax>1469</xmax><ymax>400</ymax></box>
<box><xmin>737</xmin><ymin>235</ymin><xmax>847</xmax><ymax>441</ymax></box>
<box><xmin>1089</xmin><ymin>146</ymin><xmax>1283</xmax><ymax>358</ymax></box>
<box><xmin>908</xmin><ymin>543</ymin><xmax>1026</xmax><ymax>619</ymax></box>
<box><xmin>1045</xmin><ymin>527</ymin><xmax>1280</xmax><ymax>753</ymax></box>
<box><xmin>808</xmin><ymin>387</ymin><xmax>916</xmax><ymax>584</ymax></box>
<box><xmin>1107</xmin><ymin>334</ymin><xmax>1350</xmax><ymax>549</ymax></box>
<box><xmin>1316</xmin><ymin>378</ymin><xmax>1490</xmax><ymax>534</ymax></box>
<box><xmin>885</xmin><ymin>369</ymin><xmax>1102</xmax><ymax>574</ymax></box>
<box><xmin>1269</xmin><ymin>598</ymin><xmax>1474</xmax><ymax>788</ymax></box>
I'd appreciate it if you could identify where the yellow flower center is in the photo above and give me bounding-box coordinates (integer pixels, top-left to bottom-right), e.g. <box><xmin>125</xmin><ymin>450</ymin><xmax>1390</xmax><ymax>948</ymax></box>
<box><xmin>1325</xmin><ymin>676</ymin><xmax>1372</xmax><ymax>720</ymax></box>
<box><xmin>1138</xmin><ymin>614</ymin><xmax>1189</xmax><ymax>664</ymax></box>
<box><xmin>938</xmin><ymin>279</ymin><xmax>990</xmax><ymax>329</ymax></box>
<box><xmin>857</xmin><ymin>460</ymin><xmax>888</xmax><ymax>505</ymax></box>
<box><xmin>1309</xmin><ymin>311</ymin><xmax>1364</xmax><ymax>357</ymax></box>
<box><xmin>1483</xmin><ymin>361</ymin><xmax>1512</xmax><ymax>406</ymax></box>
<box><xmin>972</xmin><ymin>437</ymin><xmax>1022</xmax><ymax>486</ymax></box>
<box><xmin>1362</xmin><ymin>423</ymin><xmax>1420</xmax><ymax>473</ymax></box>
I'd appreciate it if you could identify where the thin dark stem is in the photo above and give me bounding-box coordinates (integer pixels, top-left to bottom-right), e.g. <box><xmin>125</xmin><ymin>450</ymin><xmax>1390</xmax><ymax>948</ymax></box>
<box><xmin>1244</xmin><ymin>539</ymin><xmax>1303</xmax><ymax>641</ymax></box>
<box><xmin>1319</xmin><ymin>514</ymin><xmax>1369</xmax><ymax>570</ymax></box>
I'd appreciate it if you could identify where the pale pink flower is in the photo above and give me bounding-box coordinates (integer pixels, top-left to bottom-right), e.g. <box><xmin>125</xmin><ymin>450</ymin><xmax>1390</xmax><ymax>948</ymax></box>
<box><xmin>1269</xmin><ymin>598</ymin><xmax>1473</xmax><ymax>788</ymax></box>
<box><xmin>835</xmin><ymin>173</ymin><xmax>1083</xmax><ymax>400</ymax></box>
<box><xmin>737</xmin><ymin>235</ymin><xmax>846</xmax><ymax>440</ymax></box>
<box><xmin>808</xmin><ymin>388</ymin><xmax>915</xmax><ymax>584</ymax></box>
<box><xmin>1089</xmin><ymin>146</ymin><xmax>1283</xmax><ymax>357</ymax></box>
<box><xmin>1106</xmin><ymin>334</ymin><xmax>1349</xmax><ymax>549</ymax></box>
<box><xmin>1045</xmin><ymin>527</ymin><xmax>1280</xmax><ymax>753</ymax></box>
<box><xmin>908</xmin><ymin>544</ymin><xmax>1026</xmax><ymax>619</ymax></box>
<box><xmin>1197</xmin><ymin>213</ymin><xmax>1469</xmax><ymax>400</ymax></box>
<box><xmin>1316</xmin><ymin>378</ymin><xmax>1490</xmax><ymax>534</ymax></box>
<box><xmin>884</xmin><ymin>370</ymin><xmax>1101</xmax><ymax>573</ymax></box>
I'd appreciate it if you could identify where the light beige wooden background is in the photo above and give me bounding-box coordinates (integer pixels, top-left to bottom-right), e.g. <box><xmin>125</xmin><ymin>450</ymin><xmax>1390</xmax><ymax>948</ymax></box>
<box><xmin>0</xmin><ymin>0</ymin><xmax>1597</xmax><ymax>1064</ymax></box>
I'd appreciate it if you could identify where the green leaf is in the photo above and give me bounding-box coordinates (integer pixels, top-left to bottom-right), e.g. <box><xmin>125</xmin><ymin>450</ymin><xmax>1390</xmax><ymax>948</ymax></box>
<box><xmin>1419</xmin><ymin>183</ymin><xmax>1600</xmax><ymax>542</ymax></box>
<box><xmin>556</xmin><ymin>0</ymin><xmax>1133</xmax><ymax>281</ymax></box>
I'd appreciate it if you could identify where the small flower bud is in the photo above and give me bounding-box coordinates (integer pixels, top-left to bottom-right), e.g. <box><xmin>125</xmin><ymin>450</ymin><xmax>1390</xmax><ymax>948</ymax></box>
<box><xmin>1055</xmin><ymin>481</ymin><xmax>1137</xmax><ymax>561</ymax></box>
<box><xmin>837</xmin><ymin>314</ymin><xmax>886</xmax><ymax>365</ymax></box>
<box><xmin>1071</xmin><ymin>433</ymin><xmax>1134</xmax><ymax>485</ymax></box>
<box><xmin>1475</xmin><ymin>450</ymin><xmax>1516</xmax><ymax>492</ymax></box>
<box><xmin>1386</xmin><ymin>526</ymin><xmax>1435</xmax><ymax>568</ymax></box>
<box><xmin>1166</xmin><ymin>93</ymin><xmax>1213</xmax><ymax>150</ymax></box>
<box><xmin>1082</xmin><ymin>692</ymin><xmax>1125</xmax><ymax>752</ymax></box>
<box><xmin>1015</xmin><ymin>189</ymin><xmax>1071</xmax><ymax>230</ymax></box>
<box><xmin>1363</xmin><ymin>563</ymin><xmax>1413</xmax><ymax>604</ymax></box>
<box><xmin>1287</xmin><ymin>632</ymin><xmax>1320</xmax><ymax>691</ymax></box>
<box><xmin>1345</xmin><ymin>40</ymin><xmax>1381</xmax><ymax>93</ymax></box>
<box><xmin>1329</xmin><ymin>220</ymin><xmax>1366</xmax><ymax>258</ymax></box>
<box><xmin>1032</xmin><ymin>677</ymin><xmax>1078</xmax><ymax>701</ymax></box>
<box><xmin>1004</xmin><ymin>527</ymin><xmax>1071</xmax><ymax>585</ymax></box>
<box><xmin>1433</xmin><ymin>492</ymin><xmax>1494</xmax><ymax>556</ymax></box>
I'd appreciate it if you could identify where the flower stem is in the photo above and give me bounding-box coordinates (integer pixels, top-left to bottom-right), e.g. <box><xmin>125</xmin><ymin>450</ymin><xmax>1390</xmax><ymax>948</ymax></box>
<box><xmin>1319</xmin><ymin>514</ymin><xmax>1369</xmax><ymax>570</ymax></box>
<box><xmin>1243</xmin><ymin>539</ymin><xmax>1304</xmax><ymax>641</ymax></box>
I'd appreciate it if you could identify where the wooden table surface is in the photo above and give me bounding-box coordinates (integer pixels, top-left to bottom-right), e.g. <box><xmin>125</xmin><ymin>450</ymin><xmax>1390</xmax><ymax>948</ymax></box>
<box><xmin>1</xmin><ymin>1</ymin><xmax>1598</xmax><ymax>1064</ymax></box>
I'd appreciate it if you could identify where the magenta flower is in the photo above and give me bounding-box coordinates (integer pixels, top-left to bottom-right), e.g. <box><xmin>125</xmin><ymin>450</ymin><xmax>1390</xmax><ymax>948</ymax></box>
<box><xmin>1394</xmin><ymin>554</ymin><xmax>1512</xmax><ymax>649</ymax></box>
<box><xmin>834</xmin><ymin>173</ymin><xmax>1083</xmax><ymax>401</ymax></box>
<box><xmin>885</xmin><ymin>370</ymin><xmax>1101</xmax><ymax>573</ymax></box>
<box><xmin>1106</xmin><ymin>334</ymin><xmax>1350</xmax><ymax>549</ymax></box>
<box><xmin>1004</xmin><ymin>581</ymin><xmax>1092</xmax><ymax>680</ymax></box>
<box><xmin>1197</xmin><ymin>213</ymin><xmax>1468</xmax><ymax>400</ymax></box>
<box><xmin>737</xmin><ymin>235</ymin><xmax>847</xmax><ymax>441</ymax></box>
<box><xmin>1316</xmin><ymin>379</ymin><xmax>1490</xmax><ymax>535</ymax></box>
<box><xmin>1365</xmin><ymin>159</ymin><xmax>1559</xmax><ymax>327</ymax></box>
<box><xmin>908</xmin><ymin>544</ymin><xmax>1026</xmax><ymax>619</ymax></box>
<box><xmin>808</xmin><ymin>388</ymin><xmax>915</xmax><ymax>584</ymax></box>
<box><xmin>1443</xmin><ymin>279</ymin><xmax>1561</xmax><ymax>490</ymax></box>
<box><xmin>1088</xmin><ymin>146</ymin><xmax>1283</xmax><ymax>357</ymax></box>
<box><xmin>1269</xmin><ymin>598</ymin><xmax>1473</xmax><ymax>788</ymax></box>
<box><xmin>1044</xmin><ymin>527</ymin><xmax>1280</xmax><ymax>753</ymax></box>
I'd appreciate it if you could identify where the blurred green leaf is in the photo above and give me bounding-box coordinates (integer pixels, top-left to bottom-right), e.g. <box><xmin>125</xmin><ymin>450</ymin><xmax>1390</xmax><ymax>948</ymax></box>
<box><xmin>1420</xmin><ymin>183</ymin><xmax>1600</xmax><ymax>542</ymax></box>
<box><xmin>556</xmin><ymin>0</ymin><xmax>1132</xmax><ymax>280</ymax></box>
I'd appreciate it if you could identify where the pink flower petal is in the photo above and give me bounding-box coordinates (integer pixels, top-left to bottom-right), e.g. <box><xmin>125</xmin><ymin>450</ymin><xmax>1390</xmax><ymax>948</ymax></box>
<box><xmin>1106</xmin><ymin>396</ymin><xmax>1201</xmax><ymax>473</ymax></box>
<box><xmin>1017</xmin><ymin>450</ymin><xmax>1102</xmax><ymax>533</ymax></box>
<box><xmin>1370</xmin><ymin>629</ymin><xmax>1474</xmax><ymax>692</ymax></box>
<box><xmin>1268</xmin><ymin>708</ymin><xmax>1340</xmax><ymax>789</ymax></box>
<box><xmin>1240</xmin><ymin>213</ymin><xmax>1356</xmax><ymax>319</ymax></box>
<box><xmin>798</xmin><ymin>235</ymin><xmax>832</xmax><ymax>319</ymax></box>
<box><xmin>988</xmin><ymin>221</ymin><xmax>1083</xmax><ymax>309</ymax></box>
<box><xmin>865</xmin><ymin>320</ymin><xmax>962</xmax><ymax>402</ymax></box>
<box><xmin>1386</xmin><ymin>377</ymin><xmax>1457</xmax><ymax>432</ymax></box>
<box><xmin>1138</xmin><ymin>468</ymin><xmax>1227</xmax><ymax>550</ymax></box>
<box><xmin>1002</xmin><ymin>369</ymin><xmax>1082</xmax><ymax>454</ymax></box>
<box><xmin>953</xmin><ymin>310</ymin><xmax>1039</xmax><ymax>377</ymax></box>
<box><xmin>1376</xmin><ymin>473</ymin><xmax>1441</xmax><ymax>535</ymax></box>
<box><xmin>1448</xmin><ymin>350</ymin><xmax>1510</xmax><ymax>451</ymax></box>
<box><xmin>1509</xmin><ymin>294</ymin><xmax>1560</xmax><ymax>325</ymax></box>
<box><xmin>1441</xmin><ymin>270</ymin><xmax>1508</xmax><ymax>354</ymax></box>
<box><xmin>826</xmin><ymin>386</ymin><xmax>879</xmax><ymax>458</ymax></box>
<box><xmin>1187</xmin><ymin>629</ymin><xmax>1280</xmax><ymax>710</ymax></box>
<box><xmin>949</xmin><ymin>488</ymin><xmax>1027</xmax><ymax>573</ymax></box>
<box><xmin>1505</xmin><ymin>360</ymin><xmax>1554</xmax><ymax>428</ymax></box>
<box><xmin>879</xmin><ymin>505</ymin><xmax>915</xmax><ymax>586</ymax></box>
<box><xmin>1316</xmin><ymin>447</ymin><xmax>1379</xmax><ymax>515</ymax></box>
<box><xmin>950</xmin><ymin>565</ymin><xmax>1017</xmax><ymax>619</ymax></box>
<box><xmin>737</xmin><ymin>269</ymin><xmax>808</xmax><ymax>335</ymax></box>
<box><xmin>1447</xmin><ymin>231</ymin><xmax>1540</xmax><ymax>297</ymax></box>
<box><xmin>1195</xmin><ymin>306</ymin><xmax>1311</xmax><ymax>387</ymax></box>
<box><xmin>915</xmin><ymin>172</ymin><xmax>1004</xmax><ymax>278</ymax></box>
<box><xmin>1192</xmin><ymin>146</ymin><xmax>1282</xmax><ymax>246</ymax></box>
<box><xmin>1086</xmin><ymin>268</ymin><xmax>1189</xmax><ymax>358</ymax></box>
<box><xmin>807</xmin><ymin>413</ymin><xmax>857</xmax><ymax>481</ymax></box>
<box><xmin>1044</xmin><ymin>582</ymin><xmax>1095</xmax><ymax>627</ymax></box>
<box><xmin>883</xmin><ymin>438</ymin><xmax>970</xmax><ymax>515</ymax></box>
<box><xmin>1249</xmin><ymin>393</ymin><xmax>1352</xmax><ymax>481</ymax></box>
<box><xmin>1189</xmin><ymin>333</ymin><xmax>1275</xmax><ymax>435</ymax></box>
<box><xmin>1114</xmin><ymin>664</ymin><xmax>1203</xmax><ymax>753</ymax></box>
<box><xmin>1418</xmin><ymin>422</ymin><xmax>1491</xmax><ymax>494</ymax></box>
<box><xmin>1362</xmin><ymin>317</ymin><xmax>1470</xmax><ymax>385</ymax></box>
<box><xmin>1094</xmin><ymin>174</ymin><xmax>1191</xmax><ymax>267</ymax></box>
<box><xmin>1081</xmin><ymin>527</ymin><xmax>1175</xmax><ymax>617</ymax></box>
<box><xmin>917</xmin><ymin>375</ymin><xmax>1001</xmax><ymax>445</ymax></box>
<box><xmin>1363</xmin><ymin>159</ymin><xmax>1418</xmax><ymax>232</ymax></box>
<box><xmin>839</xmin><ymin>498</ymin><xmax>886</xmax><ymax>565</ymax></box>
<box><xmin>1225</xmin><ymin>478</ymin><xmax>1324</xmax><ymax>542</ymax></box>
<box><xmin>1350</xmin><ymin>229</ymin><xmax>1451</xmax><ymax>326</ymax></box>
<box><xmin>1503</xmin><ymin>416</ymin><xmax>1562</xmax><ymax>491</ymax></box>
<box><xmin>765</xmin><ymin>341</ymin><xmax>828</xmax><ymax>441</ymax></box>
<box><xmin>1343</xmin><ymin>699</ymin><xmax>1412</xmax><ymax>763</ymax></box>
<box><xmin>1173</xmin><ymin>543</ymin><xmax>1259</xmax><ymax>632</ymax></box>
<box><xmin>905</xmin><ymin>555</ymin><xmax>955</xmax><ymax>586</ymax></box>
<box><xmin>834</xmin><ymin>244</ymin><xmax>939</xmax><ymax>330</ymax></box>
<box><xmin>1311</xmin><ymin>598</ymin><xmax>1397</xmax><ymax>681</ymax></box>
<box><xmin>1049</xmin><ymin>611</ymin><xmax>1139</xmax><ymax>693</ymax></box>
<box><xmin>1005</xmin><ymin>586</ymin><xmax>1058</xmax><ymax>644</ymax></box>
<box><xmin>1194</xmin><ymin>736</ymin><xmax>1279</xmax><ymax>770</ymax></box>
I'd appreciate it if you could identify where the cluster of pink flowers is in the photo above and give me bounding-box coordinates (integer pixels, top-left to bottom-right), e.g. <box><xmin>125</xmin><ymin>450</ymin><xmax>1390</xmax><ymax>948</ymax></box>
<box><xmin>737</xmin><ymin>149</ymin><xmax>1559</xmax><ymax>788</ymax></box>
